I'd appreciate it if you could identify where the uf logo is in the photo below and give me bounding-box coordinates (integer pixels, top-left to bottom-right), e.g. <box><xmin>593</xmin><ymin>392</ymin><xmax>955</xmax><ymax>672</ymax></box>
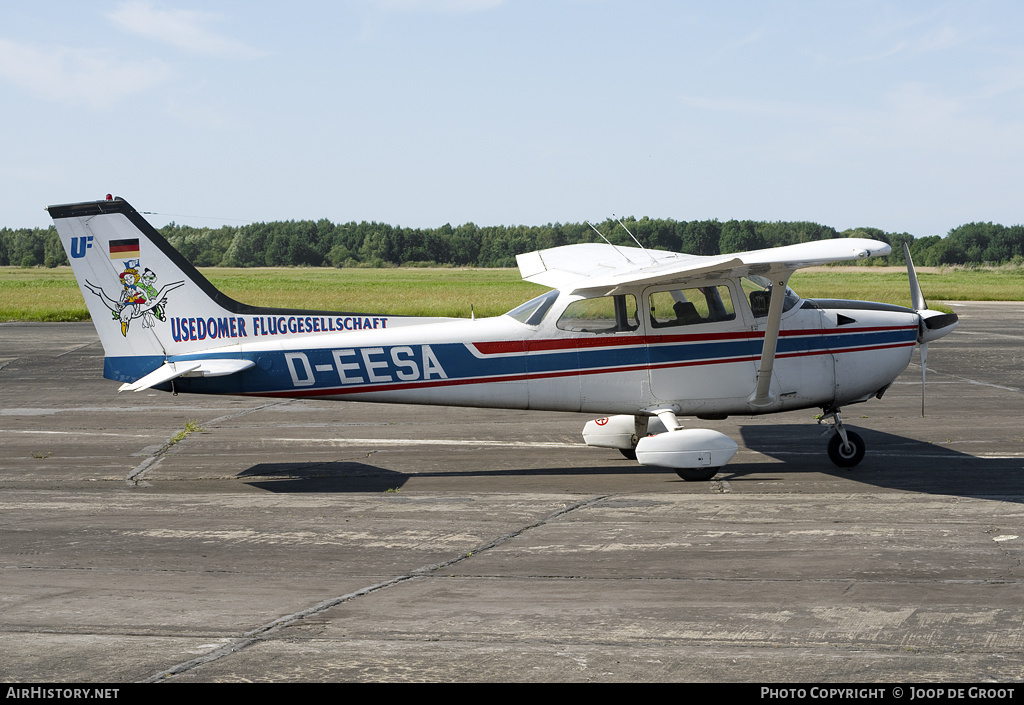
<box><xmin>70</xmin><ymin>236</ymin><xmax>94</xmax><ymax>258</ymax></box>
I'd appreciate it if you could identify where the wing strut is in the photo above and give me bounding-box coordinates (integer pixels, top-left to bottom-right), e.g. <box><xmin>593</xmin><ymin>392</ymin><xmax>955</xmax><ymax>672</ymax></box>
<box><xmin>748</xmin><ymin>270</ymin><xmax>794</xmax><ymax>408</ymax></box>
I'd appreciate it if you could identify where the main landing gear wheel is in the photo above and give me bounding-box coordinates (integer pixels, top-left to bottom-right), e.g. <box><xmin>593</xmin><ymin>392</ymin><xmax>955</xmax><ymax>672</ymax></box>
<box><xmin>827</xmin><ymin>430</ymin><xmax>865</xmax><ymax>468</ymax></box>
<box><xmin>619</xmin><ymin>448</ymin><xmax>637</xmax><ymax>460</ymax></box>
<box><xmin>675</xmin><ymin>467</ymin><xmax>720</xmax><ymax>481</ymax></box>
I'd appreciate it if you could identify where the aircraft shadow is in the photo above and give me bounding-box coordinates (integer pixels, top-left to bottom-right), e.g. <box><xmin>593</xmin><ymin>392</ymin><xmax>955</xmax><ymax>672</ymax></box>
<box><xmin>238</xmin><ymin>461</ymin><xmax>649</xmax><ymax>493</ymax></box>
<box><xmin>731</xmin><ymin>424</ymin><xmax>1024</xmax><ymax>499</ymax></box>
<box><xmin>237</xmin><ymin>425</ymin><xmax>1022</xmax><ymax>499</ymax></box>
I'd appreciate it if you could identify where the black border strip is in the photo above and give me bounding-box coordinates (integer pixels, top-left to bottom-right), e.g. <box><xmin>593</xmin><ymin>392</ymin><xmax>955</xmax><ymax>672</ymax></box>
<box><xmin>804</xmin><ymin>298</ymin><xmax>915</xmax><ymax>314</ymax></box>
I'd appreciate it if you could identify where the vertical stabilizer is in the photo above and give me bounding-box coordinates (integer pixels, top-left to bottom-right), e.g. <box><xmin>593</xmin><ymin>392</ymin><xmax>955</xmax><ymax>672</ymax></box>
<box><xmin>49</xmin><ymin>198</ymin><xmax>249</xmax><ymax>380</ymax></box>
<box><xmin>49</xmin><ymin>197</ymin><xmax>443</xmax><ymax>386</ymax></box>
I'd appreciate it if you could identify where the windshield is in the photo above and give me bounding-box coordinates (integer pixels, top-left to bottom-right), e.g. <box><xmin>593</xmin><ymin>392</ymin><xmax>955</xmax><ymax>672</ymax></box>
<box><xmin>505</xmin><ymin>289</ymin><xmax>559</xmax><ymax>326</ymax></box>
<box><xmin>741</xmin><ymin>276</ymin><xmax>801</xmax><ymax>317</ymax></box>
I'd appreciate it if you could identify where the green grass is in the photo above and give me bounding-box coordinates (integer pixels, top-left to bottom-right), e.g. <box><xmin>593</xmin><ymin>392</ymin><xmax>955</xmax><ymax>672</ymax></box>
<box><xmin>0</xmin><ymin>268</ymin><xmax>91</xmax><ymax>321</ymax></box>
<box><xmin>169</xmin><ymin>419</ymin><xmax>206</xmax><ymax>445</ymax></box>
<box><xmin>204</xmin><ymin>267</ymin><xmax>545</xmax><ymax>318</ymax></box>
<box><xmin>2</xmin><ymin>264</ymin><xmax>1022</xmax><ymax>323</ymax></box>
<box><xmin>790</xmin><ymin>266</ymin><xmax>1024</xmax><ymax>308</ymax></box>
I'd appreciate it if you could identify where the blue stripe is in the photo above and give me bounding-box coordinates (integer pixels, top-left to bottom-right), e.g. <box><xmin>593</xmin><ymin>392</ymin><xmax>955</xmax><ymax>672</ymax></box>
<box><xmin>101</xmin><ymin>327</ymin><xmax>917</xmax><ymax>394</ymax></box>
<box><xmin>103</xmin><ymin>356</ymin><xmax>164</xmax><ymax>383</ymax></box>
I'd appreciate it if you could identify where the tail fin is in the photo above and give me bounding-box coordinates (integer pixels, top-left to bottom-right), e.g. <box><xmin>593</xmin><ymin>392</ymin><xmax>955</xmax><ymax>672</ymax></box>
<box><xmin>50</xmin><ymin>197</ymin><xmax>279</xmax><ymax>383</ymax></box>
<box><xmin>49</xmin><ymin>198</ymin><xmax>259</xmax><ymax>380</ymax></box>
<box><xmin>50</xmin><ymin>197</ymin><xmax>447</xmax><ymax>386</ymax></box>
<box><xmin>51</xmin><ymin>193</ymin><xmax>256</xmax><ymax>350</ymax></box>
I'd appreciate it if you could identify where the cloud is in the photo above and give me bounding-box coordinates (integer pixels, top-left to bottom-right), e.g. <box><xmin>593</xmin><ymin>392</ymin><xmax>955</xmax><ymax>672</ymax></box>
<box><xmin>0</xmin><ymin>39</ymin><xmax>171</xmax><ymax>109</ymax></box>
<box><xmin>107</xmin><ymin>1</ymin><xmax>264</xmax><ymax>58</ymax></box>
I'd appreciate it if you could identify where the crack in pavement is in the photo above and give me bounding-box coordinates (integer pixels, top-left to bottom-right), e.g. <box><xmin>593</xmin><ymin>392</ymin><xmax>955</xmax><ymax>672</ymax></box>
<box><xmin>125</xmin><ymin>401</ymin><xmax>294</xmax><ymax>485</ymax></box>
<box><xmin>140</xmin><ymin>493</ymin><xmax>611</xmax><ymax>682</ymax></box>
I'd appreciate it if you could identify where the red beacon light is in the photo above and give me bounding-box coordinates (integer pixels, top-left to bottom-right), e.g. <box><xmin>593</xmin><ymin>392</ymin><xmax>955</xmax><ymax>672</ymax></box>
<box><xmin>105</xmin><ymin>194</ymin><xmax>113</xmax><ymax>201</ymax></box>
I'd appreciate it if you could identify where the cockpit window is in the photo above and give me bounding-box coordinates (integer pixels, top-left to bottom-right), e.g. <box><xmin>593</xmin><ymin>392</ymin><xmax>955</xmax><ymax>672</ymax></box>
<box><xmin>741</xmin><ymin>276</ymin><xmax>800</xmax><ymax>317</ymax></box>
<box><xmin>556</xmin><ymin>294</ymin><xmax>639</xmax><ymax>333</ymax></box>
<box><xmin>505</xmin><ymin>289</ymin><xmax>560</xmax><ymax>326</ymax></box>
<box><xmin>649</xmin><ymin>286</ymin><xmax>736</xmax><ymax>328</ymax></box>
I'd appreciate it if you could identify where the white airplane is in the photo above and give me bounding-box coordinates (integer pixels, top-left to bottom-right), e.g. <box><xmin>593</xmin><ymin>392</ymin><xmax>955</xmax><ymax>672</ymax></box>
<box><xmin>49</xmin><ymin>196</ymin><xmax>958</xmax><ymax>480</ymax></box>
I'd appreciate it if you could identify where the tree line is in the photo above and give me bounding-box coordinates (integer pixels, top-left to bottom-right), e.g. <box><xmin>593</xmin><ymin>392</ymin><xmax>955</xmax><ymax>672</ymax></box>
<box><xmin>3</xmin><ymin>217</ymin><xmax>1024</xmax><ymax>269</ymax></box>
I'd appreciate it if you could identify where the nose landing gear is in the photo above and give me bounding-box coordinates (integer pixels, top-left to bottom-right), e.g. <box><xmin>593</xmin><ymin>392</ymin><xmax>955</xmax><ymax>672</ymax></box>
<box><xmin>820</xmin><ymin>408</ymin><xmax>866</xmax><ymax>468</ymax></box>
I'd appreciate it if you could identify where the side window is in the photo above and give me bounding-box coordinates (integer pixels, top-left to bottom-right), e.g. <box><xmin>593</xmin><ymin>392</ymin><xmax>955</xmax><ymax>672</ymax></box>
<box><xmin>556</xmin><ymin>294</ymin><xmax>639</xmax><ymax>333</ymax></box>
<box><xmin>648</xmin><ymin>286</ymin><xmax>735</xmax><ymax>328</ymax></box>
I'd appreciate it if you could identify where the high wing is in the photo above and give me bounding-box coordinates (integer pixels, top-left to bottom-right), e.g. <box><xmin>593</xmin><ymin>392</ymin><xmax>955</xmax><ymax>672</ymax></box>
<box><xmin>519</xmin><ymin>238</ymin><xmax>893</xmax><ymax>408</ymax></box>
<box><xmin>517</xmin><ymin>239</ymin><xmax>891</xmax><ymax>296</ymax></box>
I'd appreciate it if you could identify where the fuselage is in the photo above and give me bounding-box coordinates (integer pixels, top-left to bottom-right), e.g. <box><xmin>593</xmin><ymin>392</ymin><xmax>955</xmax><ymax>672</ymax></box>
<box><xmin>147</xmin><ymin>277</ymin><xmax>922</xmax><ymax>418</ymax></box>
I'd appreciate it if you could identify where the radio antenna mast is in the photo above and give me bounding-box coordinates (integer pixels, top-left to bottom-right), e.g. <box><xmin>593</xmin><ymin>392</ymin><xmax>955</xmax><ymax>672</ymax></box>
<box><xmin>614</xmin><ymin>214</ymin><xmax>658</xmax><ymax>264</ymax></box>
<box><xmin>585</xmin><ymin>221</ymin><xmax>635</xmax><ymax>264</ymax></box>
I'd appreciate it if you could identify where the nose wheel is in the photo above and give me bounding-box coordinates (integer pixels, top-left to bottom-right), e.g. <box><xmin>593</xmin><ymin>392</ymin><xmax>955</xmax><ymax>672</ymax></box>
<box><xmin>820</xmin><ymin>408</ymin><xmax>866</xmax><ymax>468</ymax></box>
<box><xmin>827</xmin><ymin>429</ymin><xmax>865</xmax><ymax>467</ymax></box>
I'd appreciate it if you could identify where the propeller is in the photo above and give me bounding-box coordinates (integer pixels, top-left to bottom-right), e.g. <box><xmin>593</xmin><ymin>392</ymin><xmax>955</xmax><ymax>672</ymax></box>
<box><xmin>902</xmin><ymin>243</ymin><xmax>959</xmax><ymax>416</ymax></box>
<box><xmin>903</xmin><ymin>243</ymin><xmax>928</xmax><ymax>416</ymax></box>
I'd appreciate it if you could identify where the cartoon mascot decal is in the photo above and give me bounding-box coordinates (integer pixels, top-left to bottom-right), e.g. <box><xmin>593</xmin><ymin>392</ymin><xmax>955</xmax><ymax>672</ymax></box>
<box><xmin>82</xmin><ymin>241</ymin><xmax>185</xmax><ymax>337</ymax></box>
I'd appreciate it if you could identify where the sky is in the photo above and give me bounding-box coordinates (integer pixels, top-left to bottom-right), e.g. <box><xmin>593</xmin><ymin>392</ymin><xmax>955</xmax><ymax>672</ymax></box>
<box><xmin>2</xmin><ymin>0</ymin><xmax>1022</xmax><ymax>237</ymax></box>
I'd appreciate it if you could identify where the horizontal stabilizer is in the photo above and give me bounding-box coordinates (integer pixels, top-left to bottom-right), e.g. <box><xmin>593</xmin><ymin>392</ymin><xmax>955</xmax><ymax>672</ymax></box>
<box><xmin>118</xmin><ymin>359</ymin><xmax>255</xmax><ymax>392</ymax></box>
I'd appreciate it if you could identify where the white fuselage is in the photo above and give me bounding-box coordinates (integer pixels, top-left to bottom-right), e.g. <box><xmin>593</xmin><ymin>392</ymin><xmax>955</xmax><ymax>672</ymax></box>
<box><xmin>169</xmin><ymin>280</ymin><xmax>920</xmax><ymax>419</ymax></box>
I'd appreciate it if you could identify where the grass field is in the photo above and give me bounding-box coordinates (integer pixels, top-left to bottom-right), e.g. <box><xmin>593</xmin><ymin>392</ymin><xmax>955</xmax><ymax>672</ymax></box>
<box><xmin>1</xmin><ymin>264</ymin><xmax>1021</xmax><ymax>323</ymax></box>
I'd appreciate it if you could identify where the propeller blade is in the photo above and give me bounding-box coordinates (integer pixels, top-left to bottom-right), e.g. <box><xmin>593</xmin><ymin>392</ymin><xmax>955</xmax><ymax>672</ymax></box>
<box><xmin>903</xmin><ymin>243</ymin><xmax>931</xmax><ymax>415</ymax></box>
<box><xmin>903</xmin><ymin>242</ymin><xmax>927</xmax><ymax>312</ymax></box>
<box><xmin>920</xmin><ymin>341</ymin><xmax>928</xmax><ymax>417</ymax></box>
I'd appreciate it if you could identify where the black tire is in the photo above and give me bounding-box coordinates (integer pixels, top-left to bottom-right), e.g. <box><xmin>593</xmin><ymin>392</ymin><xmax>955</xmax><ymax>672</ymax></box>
<box><xmin>619</xmin><ymin>448</ymin><xmax>637</xmax><ymax>460</ymax></box>
<box><xmin>827</xmin><ymin>430</ymin><xmax>865</xmax><ymax>468</ymax></box>
<box><xmin>675</xmin><ymin>466</ymin><xmax>720</xmax><ymax>481</ymax></box>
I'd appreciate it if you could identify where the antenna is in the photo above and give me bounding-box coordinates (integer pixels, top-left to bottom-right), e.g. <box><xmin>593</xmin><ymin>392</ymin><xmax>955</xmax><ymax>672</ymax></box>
<box><xmin>585</xmin><ymin>221</ymin><xmax>635</xmax><ymax>264</ymax></box>
<box><xmin>614</xmin><ymin>214</ymin><xmax>658</xmax><ymax>264</ymax></box>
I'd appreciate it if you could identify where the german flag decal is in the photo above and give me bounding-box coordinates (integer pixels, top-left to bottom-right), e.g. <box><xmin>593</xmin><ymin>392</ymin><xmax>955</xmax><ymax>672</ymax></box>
<box><xmin>109</xmin><ymin>238</ymin><xmax>140</xmax><ymax>259</ymax></box>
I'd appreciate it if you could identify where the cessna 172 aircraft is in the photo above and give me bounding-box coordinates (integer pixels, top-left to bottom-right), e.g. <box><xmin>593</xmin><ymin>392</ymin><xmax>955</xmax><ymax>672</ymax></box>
<box><xmin>49</xmin><ymin>196</ymin><xmax>958</xmax><ymax>480</ymax></box>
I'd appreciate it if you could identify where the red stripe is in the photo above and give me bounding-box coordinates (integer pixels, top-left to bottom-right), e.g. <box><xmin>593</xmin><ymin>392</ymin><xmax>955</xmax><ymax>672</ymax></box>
<box><xmin>819</xmin><ymin>341</ymin><xmax>916</xmax><ymax>356</ymax></box>
<box><xmin>471</xmin><ymin>325</ymin><xmax>918</xmax><ymax>355</ymax></box>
